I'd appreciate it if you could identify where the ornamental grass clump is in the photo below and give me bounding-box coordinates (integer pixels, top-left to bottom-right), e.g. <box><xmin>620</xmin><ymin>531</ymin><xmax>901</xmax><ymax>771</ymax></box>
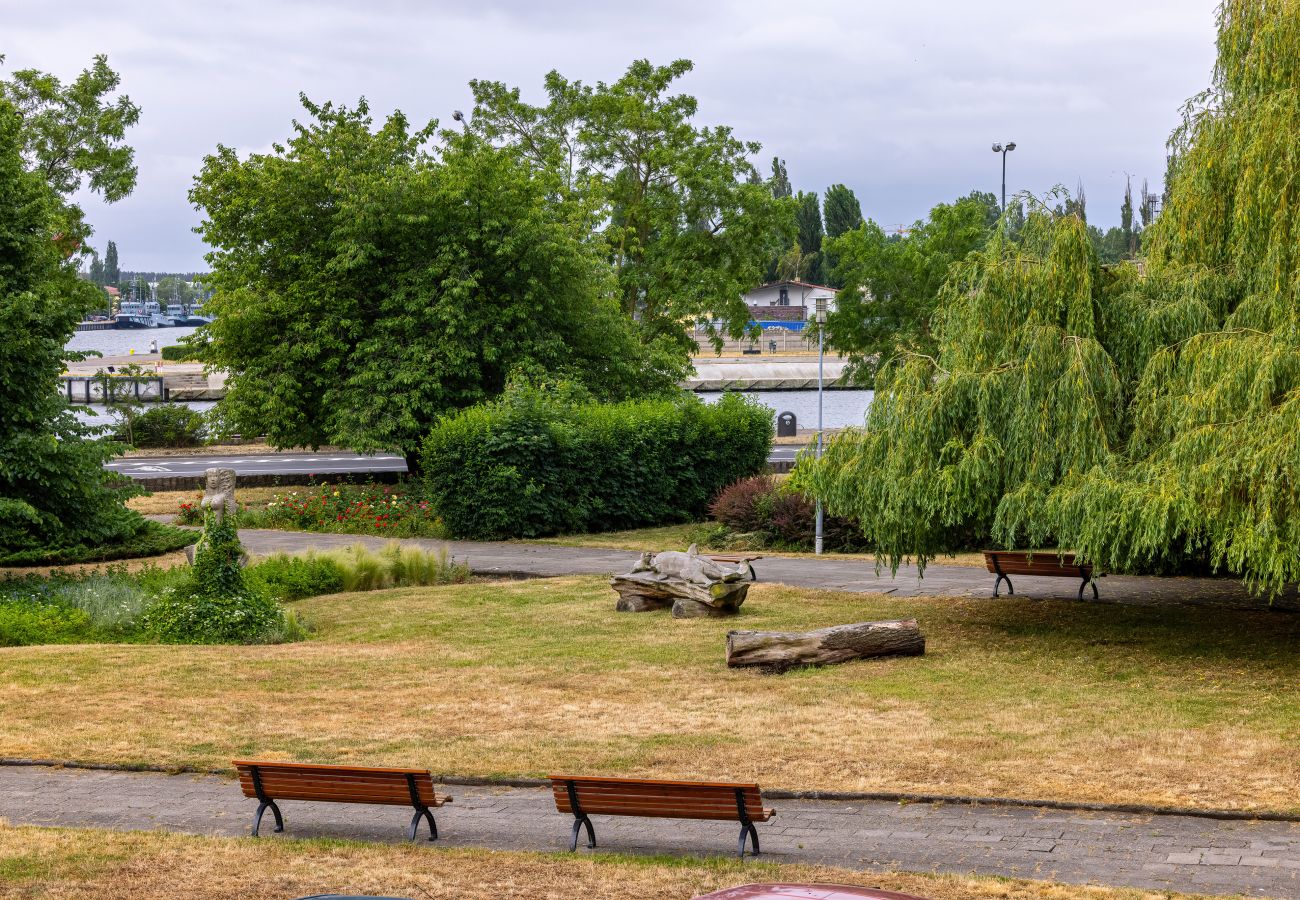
<box><xmin>324</xmin><ymin>543</ymin><xmax>470</xmax><ymax>592</ymax></box>
<box><xmin>802</xmin><ymin>0</ymin><xmax>1300</xmax><ymax>596</ymax></box>
<box><xmin>143</xmin><ymin>512</ymin><xmax>303</xmax><ymax>644</ymax></box>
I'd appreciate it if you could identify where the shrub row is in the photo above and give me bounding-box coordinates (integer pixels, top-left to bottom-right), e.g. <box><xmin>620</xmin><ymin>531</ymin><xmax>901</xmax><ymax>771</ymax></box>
<box><xmin>421</xmin><ymin>389</ymin><xmax>773</xmax><ymax>539</ymax></box>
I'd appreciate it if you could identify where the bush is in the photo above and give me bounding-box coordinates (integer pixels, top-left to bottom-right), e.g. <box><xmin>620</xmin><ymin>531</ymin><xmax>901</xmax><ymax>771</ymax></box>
<box><xmin>0</xmin><ymin>520</ymin><xmax>197</xmax><ymax>567</ymax></box>
<box><xmin>421</xmin><ymin>388</ymin><xmax>773</xmax><ymax>539</ymax></box>
<box><xmin>247</xmin><ymin>552</ymin><xmax>345</xmax><ymax>601</ymax></box>
<box><xmin>159</xmin><ymin>344</ymin><xmax>198</xmax><ymax>361</ymax></box>
<box><xmin>143</xmin><ymin>512</ymin><xmax>301</xmax><ymax>644</ymax></box>
<box><xmin>0</xmin><ymin>599</ymin><xmax>92</xmax><ymax>646</ymax></box>
<box><xmin>709</xmin><ymin>475</ymin><xmax>865</xmax><ymax>552</ymax></box>
<box><xmin>120</xmin><ymin>405</ymin><xmax>207</xmax><ymax>448</ymax></box>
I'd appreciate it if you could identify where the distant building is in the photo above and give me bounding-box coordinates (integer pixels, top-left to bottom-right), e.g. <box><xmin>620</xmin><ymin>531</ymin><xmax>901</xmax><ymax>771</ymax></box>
<box><xmin>742</xmin><ymin>280</ymin><xmax>837</xmax><ymax>330</ymax></box>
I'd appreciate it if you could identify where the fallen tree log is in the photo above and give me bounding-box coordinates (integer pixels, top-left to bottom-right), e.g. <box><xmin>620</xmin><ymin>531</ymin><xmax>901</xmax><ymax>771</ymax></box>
<box><xmin>725</xmin><ymin>618</ymin><xmax>925</xmax><ymax>670</ymax></box>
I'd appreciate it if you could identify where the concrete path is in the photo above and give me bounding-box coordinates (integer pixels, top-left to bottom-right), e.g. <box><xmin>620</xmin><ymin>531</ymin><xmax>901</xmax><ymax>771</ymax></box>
<box><xmin>2</xmin><ymin>766</ymin><xmax>1295</xmax><ymax>897</ymax></box>
<box><xmin>237</xmin><ymin>528</ymin><xmax>1296</xmax><ymax>609</ymax></box>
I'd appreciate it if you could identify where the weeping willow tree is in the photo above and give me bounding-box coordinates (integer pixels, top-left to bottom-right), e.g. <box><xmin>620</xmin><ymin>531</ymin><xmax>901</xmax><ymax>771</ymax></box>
<box><xmin>802</xmin><ymin>0</ymin><xmax>1300</xmax><ymax>595</ymax></box>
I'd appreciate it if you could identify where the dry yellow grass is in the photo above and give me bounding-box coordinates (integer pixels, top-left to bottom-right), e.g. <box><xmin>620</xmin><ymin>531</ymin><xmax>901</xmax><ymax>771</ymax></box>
<box><xmin>1</xmin><ymin>577</ymin><xmax>1295</xmax><ymax>813</ymax></box>
<box><xmin>126</xmin><ymin>486</ymin><xmax>283</xmax><ymax>516</ymax></box>
<box><xmin>0</xmin><ymin>550</ymin><xmax>190</xmax><ymax>578</ymax></box>
<box><xmin>0</xmin><ymin>825</ymin><xmax>1223</xmax><ymax>900</ymax></box>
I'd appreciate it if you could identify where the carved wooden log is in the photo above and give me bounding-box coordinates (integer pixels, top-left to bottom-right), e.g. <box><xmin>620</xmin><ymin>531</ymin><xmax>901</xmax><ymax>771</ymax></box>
<box><xmin>725</xmin><ymin>618</ymin><xmax>925</xmax><ymax>670</ymax></box>
<box><xmin>612</xmin><ymin>573</ymin><xmax>748</xmax><ymax>615</ymax></box>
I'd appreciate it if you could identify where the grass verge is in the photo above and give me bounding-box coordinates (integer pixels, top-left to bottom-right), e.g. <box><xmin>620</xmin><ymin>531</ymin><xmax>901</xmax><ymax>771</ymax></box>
<box><xmin>0</xmin><ymin>825</ymin><xmax>1224</xmax><ymax>900</ymax></box>
<box><xmin>1</xmin><ymin>576</ymin><xmax>1294</xmax><ymax>812</ymax></box>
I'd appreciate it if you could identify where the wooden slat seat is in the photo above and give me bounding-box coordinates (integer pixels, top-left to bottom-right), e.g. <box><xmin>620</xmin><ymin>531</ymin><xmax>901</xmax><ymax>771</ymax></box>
<box><xmin>549</xmin><ymin>775</ymin><xmax>774</xmax><ymax>858</ymax></box>
<box><xmin>233</xmin><ymin>760</ymin><xmax>451</xmax><ymax>841</ymax></box>
<box><xmin>982</xmin><ymin>551</ymin><xmax>1103</xmax><ymax>600</ymax></box>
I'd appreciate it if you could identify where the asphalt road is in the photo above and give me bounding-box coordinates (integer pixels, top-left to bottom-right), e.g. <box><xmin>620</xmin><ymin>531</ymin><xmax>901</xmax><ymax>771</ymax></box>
<box><xmin>108</xmin><ymin>448</ymin><xmax>802</xmax><ymax>478</ymax></box>
<box><xmin>104</xmin><ymin>451</ymin><xmax>408</xmax><ymax>479</ymax></box>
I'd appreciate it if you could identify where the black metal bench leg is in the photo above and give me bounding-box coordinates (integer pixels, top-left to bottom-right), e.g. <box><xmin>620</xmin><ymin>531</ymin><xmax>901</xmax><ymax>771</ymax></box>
<box><xmin>738</xmin><ymin>822</ymin><xmax>759</xmax><ymax>858</ymax></box>
<box><xmin>252</xmin><ymin>800</ymin><xmax>283</xmax><ymax>837</ymax></box>
<box><xmin>569</xmin><ymin>815</ymin><xmax>595</xmax><ymax>851</ymax></box>
<box><xmin>994</xmin><ymin>573</ymin><xmax>1013</xmax><ymax>597</ymax></box>
<box><xmin>408</xmin><ymin>806</ymin><xmax>437</xmax><ymax>842</ymax></box>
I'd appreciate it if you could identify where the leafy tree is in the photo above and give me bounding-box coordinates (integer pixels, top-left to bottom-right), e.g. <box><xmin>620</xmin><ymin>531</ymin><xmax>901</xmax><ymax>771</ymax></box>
<box><xmin>794</xmin><ymin>191</ymin><xmax>825</xmax><ymax>284</ymax></box>
<box><xmin>823</xmin><ymin>183</ymin><xmax>863</xmax><ymax>239</ymax></box>
<box><xmin>1120</xmin><ymin>177</ymin><xmax>1135</xmax><ymax>255</ymax></box>
<box><xmin>0</xmin><ymin>54</ymin><xmax>139</xmax><ymax>241</ymax></box>
<box><xmin>87</xmin><ymin>251</ymin><xmax>104</xmax><ymax>286</ymax></box>
<box><xmin>769</xmin><ymin>157</ymin><xmax>792</xmax><ymax>199</ymax></box>
<box><xmin>823</xmin><ymin>191</ymin><xmax>998</xmax><ymax>382</ymax></box>
<box><xmin>0</xmin><ymin>96</ymin><xmax>142</xmax><ymax>556</ymax></box>
<box><xmin>192</xmin><ymin>97</ymin><xmax>681</xmax><ymax>470</ymax></box>
<box><xmin>103</xmin><ymin>239</ymin><xmax>119</xmax><ymax>286</ymax></box>
<box><xmin>468</xmin><ymin>59</ymin><xmax>792</xmax><ymax>353</ymax></box>
<box><xmin>804</xmin><ymin>0</ymin><xmax>1300</xmax><ymax>596</ymax></box>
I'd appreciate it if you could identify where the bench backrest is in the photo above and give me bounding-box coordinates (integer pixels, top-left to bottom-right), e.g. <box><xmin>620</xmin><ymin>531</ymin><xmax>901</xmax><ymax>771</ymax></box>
<box><xmin>983</xmin><ymin>551</ymin><xmax>1091</xmax><ymax>577</ymax></box>
<box><xmin>550</xmin><ymin>775</ymin><xmax>773</xmax><ymax>822</ymax></box>
<box><xmin>234</xmin><ymin>760</ymin><xmax>440</xmax><ymax>807</ymax></box>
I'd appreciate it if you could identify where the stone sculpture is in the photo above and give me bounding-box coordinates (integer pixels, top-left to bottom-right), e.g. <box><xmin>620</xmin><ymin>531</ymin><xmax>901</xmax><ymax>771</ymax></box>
<box><xmin>612</xmin><ymin>544</ymin><xmax>750</xmax><ymax>618</ymax></box>
<box><xmin>200</xmin><ymin>467</ymin><xmax>238</xmax><ymax>524</ymax></box>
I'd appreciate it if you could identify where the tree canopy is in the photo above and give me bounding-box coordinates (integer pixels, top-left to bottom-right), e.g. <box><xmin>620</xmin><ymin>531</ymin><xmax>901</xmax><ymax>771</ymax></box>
<box><xmin>0</xmin><ymin>66</ymin><xmax>144</xmax><ymax>556</ymax></box>
<box><xmin>823</xmin><ymin>184</ymin><xmax>863</xmax><ymax>239</ymax></box>
<box><xmin>191</xmin><ymin>97</ymin><xmax>682</xmax><ymax>467</ymax></box>
<box><xmin>803</xmin><ymin>0</ymin><xmax>1300</xmax><ymax>596</ymax></box>
<box><xmin>824</xmin><ymin>190</ymin><xmax>998</xmax><ymax>382</ymax></box>
<box><xmin>467</xmin><ymin>59</ymin><xmax>792</xmax><ymax>354</ymax></box>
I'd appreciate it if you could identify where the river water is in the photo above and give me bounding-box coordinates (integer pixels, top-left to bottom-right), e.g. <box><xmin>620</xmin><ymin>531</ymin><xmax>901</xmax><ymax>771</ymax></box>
<box><xmin>66</xmin><ymin>330</ymin><xmax>873</xmax><ymax>433</ymax></box>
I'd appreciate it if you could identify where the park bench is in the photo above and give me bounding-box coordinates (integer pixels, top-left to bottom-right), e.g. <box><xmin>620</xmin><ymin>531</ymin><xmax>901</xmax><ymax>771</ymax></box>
<box><xmin>549</xmin><ymin>774</ymin><xmax>775</xmax><ymax>858</ymax></box>
<box><xmin>982</xmin><ymin>551</ymin><xmax>1102</xmax><ymax>600</ymax></box>
<box><xmin>234</xmin><ymin>760</ymin><xmax>452</xmax><ymax>841</ymax></box>
<box><xmin>708</xmin><ymin>553</ymin><xmax>763</xmax><ymax>581</ymax></box>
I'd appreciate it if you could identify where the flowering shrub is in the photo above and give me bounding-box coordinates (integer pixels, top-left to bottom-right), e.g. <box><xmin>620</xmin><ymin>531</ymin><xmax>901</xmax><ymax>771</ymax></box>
<box><xmin>251</xmin><ymin>483</ymin><xmax>446</xmax><ymax>538</ymax></box>
<box><xmin>708</xmin><ymin>475</ymin><xmax>866</xmax><ymax>552</ymax></box>
<box><xmin>176</xmin><ymin>493</ymin><xmax>204</xmax><ymax>526</ymax></box>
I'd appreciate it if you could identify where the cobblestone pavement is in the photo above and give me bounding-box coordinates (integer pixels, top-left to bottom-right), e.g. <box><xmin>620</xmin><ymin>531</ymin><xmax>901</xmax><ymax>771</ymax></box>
<box><xmin>236</xmin><ymin>528</ymin><xmax>1299</xmax><ymax>609</ymax></box>
<box><xmin>2</xmin><ymin>766</ymin><xmax>1296</xmax><ymax>897</ymax></box>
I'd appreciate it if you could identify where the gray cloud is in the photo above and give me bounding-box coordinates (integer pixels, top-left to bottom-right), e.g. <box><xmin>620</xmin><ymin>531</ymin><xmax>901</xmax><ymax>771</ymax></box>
<box><xmin>3</xmin><ymin>0</ymin><xmax>1218</xmax><ymax>271</ymax></box>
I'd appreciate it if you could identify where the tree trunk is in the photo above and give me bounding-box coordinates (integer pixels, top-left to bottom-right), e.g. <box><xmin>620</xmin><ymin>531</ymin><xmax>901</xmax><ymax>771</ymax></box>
<box><xmin>725</xmin><ymin>619</ymin><xmax>924</xmax><ymax>671</ymax></box>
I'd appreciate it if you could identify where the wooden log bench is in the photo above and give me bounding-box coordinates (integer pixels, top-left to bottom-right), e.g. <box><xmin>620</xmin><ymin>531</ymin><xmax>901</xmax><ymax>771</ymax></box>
<box><xmin>982</xmin><ymin>551</ymin><xmax>1103</xmax><ymax>600</ymax></box>
<box><xmin>707</xmin><ymin>553</ymin><xmax>763</xmax><ymax>581</ymax></box>
<box><xmin>549</xmin><ymin>775</ymin><xmax>775</xmax><ymax>858</ymax></box>
<box><xmin>234</xmin><ymin>760</ymin><xmax>452</xmax><ymax>841</ymax></box>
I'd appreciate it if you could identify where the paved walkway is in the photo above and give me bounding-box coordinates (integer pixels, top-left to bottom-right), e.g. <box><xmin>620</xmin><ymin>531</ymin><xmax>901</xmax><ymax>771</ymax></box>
<box><xmin>237</xmin><ymin>528</ymin><xmax>1298</xmax><ymax>609</ymax></box>
<box><xmin>2</xmin><ymin>766</ymin><xmax>1295</xmax><ymax>897</ymax></box>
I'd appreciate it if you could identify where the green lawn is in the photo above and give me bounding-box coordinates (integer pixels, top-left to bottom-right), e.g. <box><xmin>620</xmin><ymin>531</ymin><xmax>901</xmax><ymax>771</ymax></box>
<box><xmin>0</xmin><ymin>575</ymin><xmax>1295</xmax><ymax>812</ymax></box>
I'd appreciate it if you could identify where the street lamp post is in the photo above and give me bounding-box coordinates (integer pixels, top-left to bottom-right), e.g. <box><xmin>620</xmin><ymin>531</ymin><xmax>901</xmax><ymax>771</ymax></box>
<box><xmin>814</xmin><ymin>296</ymin><xmax>827</xmax><ymax>555</ymax></box>
<box><xmin>992</xmin><ymin>141</ymin><xmax>1017</xmax><ymax>210</ymax></box>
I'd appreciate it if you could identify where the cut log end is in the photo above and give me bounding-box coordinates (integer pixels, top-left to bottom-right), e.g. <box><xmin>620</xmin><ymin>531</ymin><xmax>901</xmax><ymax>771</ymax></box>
<box><xmin>726</xmin><ymin>618</ymin><xmax>925</xmax><ymax>671</ymax></box>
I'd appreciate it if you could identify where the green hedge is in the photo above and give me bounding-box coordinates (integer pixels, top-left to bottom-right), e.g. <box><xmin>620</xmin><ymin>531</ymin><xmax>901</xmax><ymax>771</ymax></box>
<box><xmin>0</xmin><ymin>520</ymin><xmax>197</xmax><ymax>568</ymax></box>
<box><xmin>422</xmin><ymin>389</ymin><xmax>773</xmax><ymax>540</ymax></box>
<box><xmin>160</xmin><ymin>344</ymin><xmax>203</xmax><ymax>361</ymax></box>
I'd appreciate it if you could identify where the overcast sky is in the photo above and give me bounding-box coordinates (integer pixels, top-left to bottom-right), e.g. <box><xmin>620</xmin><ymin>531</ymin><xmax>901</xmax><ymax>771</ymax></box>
<box><xmin>5</xmin><ymin>0</ymin><xmax>1220</xmax><ymax>273</ymax></box>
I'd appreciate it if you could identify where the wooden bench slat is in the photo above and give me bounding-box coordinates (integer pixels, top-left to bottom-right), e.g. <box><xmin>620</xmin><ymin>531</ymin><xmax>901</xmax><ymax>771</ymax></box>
<box><xmin>550</xmin><ymin>775</ymin><xmax>761</xmax><ymax>791</ymax></box>
<box><xmin>555</xmin><ymin>800</ymin><xmax>772</xmax><ymax>819</ymax></box>
<box><xmin>234</xmin><ymin>760</ymin><xmax>430</xmax><ymax>776</ymax></box>
<box><xmin>234</xmin><ymin>760</ymin><xmax>448</xmax><ymax>840</ymax></box>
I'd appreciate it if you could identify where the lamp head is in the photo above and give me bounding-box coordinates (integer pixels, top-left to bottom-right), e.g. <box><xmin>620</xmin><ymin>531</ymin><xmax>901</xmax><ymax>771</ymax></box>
<box><xmin>452</xmin><ymin>110</ymin><xmax>464</xmax><ymax>122</ymax></box>
<box><xmin>1006</xmin><ymin>141</ymin><xmax>1017</xmax><ymax>152</ymax></box>
<box><xmin>992</xmin><ymin>143</ymin><xmax>1003</xmax><ymax>153</ymax></box>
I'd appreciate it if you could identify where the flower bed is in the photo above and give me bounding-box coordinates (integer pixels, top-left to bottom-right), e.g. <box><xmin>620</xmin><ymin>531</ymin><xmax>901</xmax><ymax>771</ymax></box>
<box><xmin>243</xmin><ymin>483</ymin><xmax>447</xmax><ymax>538</ymax></box>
